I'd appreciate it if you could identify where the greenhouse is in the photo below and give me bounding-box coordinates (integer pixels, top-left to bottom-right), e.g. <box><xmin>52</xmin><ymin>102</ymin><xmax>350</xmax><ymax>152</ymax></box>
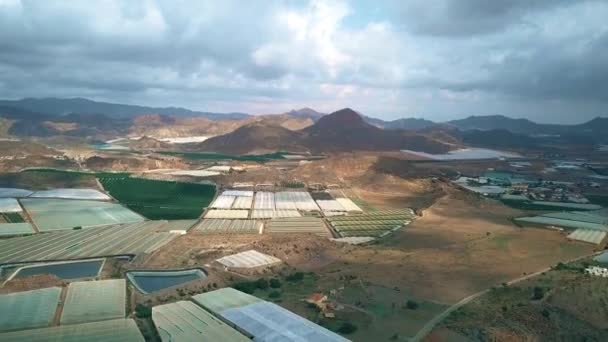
<box><xmin>193</xmin><ymin>288</ymin><xmax>350</xmax><ymax>342</ymax></box>
<box><xmin>152</xmin><ymin>301</ymin><xmax>249</xmax><ymax>341</ymax></box>
<box><xmin>21</xmin><ymin>198</ymin><xmax>144</xmax><ymax>231</ymax></box>
<box><xmin>216</xmin><ymin>250</ymin><xmax>282</xmax><ymax>269</ymax></box>
<box><xmin>0</xmin><ymin>319</ymin><xmax>144</xmax><ymax>342</ymax></box>
<box><xmin>0</xmin><ymin>198</ymin><xmax>22</xmax><ymax>212</ymax></box>
<box><xmin>0</xmin><ymin>223</ymin><xmax>35</xmax><ymax>237</ymax></box>
<box><xmin>0</xmin><ymin>221</ymin><xmax>180</xmax><ymax>265</ymax></box>
<box><xmin>29</xmin><ymin>188</ymin><xmax>111</xmax><ymax>201</ymax></box>
<box><xmin>0</xmin><ymin>287</ymin><xmax>61</xmax><ymax>332</ymax></box>
<box><xmin>60</xmin><ymin>279</ymin><xmax>126</xmax><ymax>325</ymax></box>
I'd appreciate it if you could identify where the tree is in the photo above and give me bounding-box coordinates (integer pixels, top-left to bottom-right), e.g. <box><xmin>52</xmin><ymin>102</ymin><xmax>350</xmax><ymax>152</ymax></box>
<box><xmin>286</xmin><ymin>272</ymin><xmax>305</xmax><ymax>282</ymax></box>
<box><xmin>135</xmin><ymin>304</ymin><xmax>151</xmax><ymax>318</ymax></box>
<box><xmin>269</xmin><ymin>278</ymin><xmax>282</xmax><ymax>288</ymax></box>
<box><xmin>532</xmin><ymin>286</ymin><xmax>544</xmax><ymax>300</ymax></box>
<box><xmin>268</xmin><ymin>290</ymin><xmax>281</xmax><ymax>299</ymax></box>
<box><xmin>405</xmin><ymin>300</ymin><xmax>419</xmax><ymax>310</ymax></box>
<box><xmin>255</xmin><ymin>278</ymin><xmax>269</xmax><ymax>290</ymax></box>
<box><xmin>337</xmin><ymin>322</ymin><xmax>358</xmax><ymax>334</ymax></box>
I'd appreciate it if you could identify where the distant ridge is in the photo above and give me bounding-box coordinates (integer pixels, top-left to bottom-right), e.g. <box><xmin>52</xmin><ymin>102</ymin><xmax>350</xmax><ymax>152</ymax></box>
<box><xmin>0</xmin><ymin>97</ymin><xmax>251</xmax><ymax>120</ymax></box>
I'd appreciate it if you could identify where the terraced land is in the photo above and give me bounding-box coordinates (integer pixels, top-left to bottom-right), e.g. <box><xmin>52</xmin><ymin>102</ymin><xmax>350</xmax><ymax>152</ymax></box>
<box><xmin>193</xmin><ymin>219</ymin><xmax>261</xmax><ymax>234</ymax></box>
<box><xmin>327</xmin><ymin>209</ymin><xmax>416</xmax><ymax>237</ymax></box>
<box><xmin>99</xmin><ymin>177</ymin><xmax>216</xmax><ymax>220</ymax></box>
<box><xmin>0</xmin><ymin>221</ymin><xmax>188</xmax><ymax>264</ymax></box>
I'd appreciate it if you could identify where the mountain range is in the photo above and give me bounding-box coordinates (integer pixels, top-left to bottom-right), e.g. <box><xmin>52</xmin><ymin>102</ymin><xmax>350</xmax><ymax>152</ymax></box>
<box><xmin>0</xmin><ymin>97</ymin><xmax>606</xmax><ymax>152</ymax></box>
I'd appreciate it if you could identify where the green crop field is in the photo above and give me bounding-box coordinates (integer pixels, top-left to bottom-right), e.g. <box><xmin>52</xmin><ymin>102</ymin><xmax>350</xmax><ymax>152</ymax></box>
<box><xmin>159</xmin><ymin>151</ymin><xmax>287</xmax><ymax>162</ymax></box>
<box><xmin>99</xmin><ymin>177</ymin><xmax>216</xmax><ymax>220</ymax></box>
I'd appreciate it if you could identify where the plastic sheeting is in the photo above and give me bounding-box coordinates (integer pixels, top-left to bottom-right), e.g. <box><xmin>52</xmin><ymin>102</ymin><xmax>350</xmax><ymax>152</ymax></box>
<box><xmin>221</xmin><ymin>301</ymin><xmax>350</xmax><ymax>342</ymax></box>
<box><xmin>0</xmin><ymin>287</ymin><xmax>61</xmax><ymax>332</ymax></box>
<box><xmin>61</xmin><ymin>279</ymin><xmax>126</xmax><ymax>325</ymax></box>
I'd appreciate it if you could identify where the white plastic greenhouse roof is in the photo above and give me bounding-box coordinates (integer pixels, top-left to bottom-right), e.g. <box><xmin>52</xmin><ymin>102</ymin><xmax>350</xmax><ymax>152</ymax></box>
<box><xmin>0</xmin><ymin>198</ymin><xmax>22</xmax><ymax>212</ymax></box>
<box><xmin>152</xmin><ymin>301</ymin><xmax>249</xmax><ymax>342</ymax></box>
<box><xmin>316</xmin><ymin>200</ymin><xmax>346</xmax><ymax>212</ymax></box>
<box><xmin>335</xmin><ymin>198</ymin><xmax>363</xmax><ymax>212</ymax></box>
<box><xmin>0</xmin><ymin>319</ymin><xmax>144</xmax><ymax>342</ymax></box>
<box><xmin>222</xmin><ymin>301</ymin><xmax>350</xmax><ymax>342</ymax></box>
<box><xmin>210</xmin><ymin>195</ymin><xmax>236</xmax><ymax>209</ymax></box>
<box><xmin>0</xmin><ymin>287</ymin><xmax>61</xmax><ymax>332</ymax></box>
<box><xmin>0</xmin><ymin>187</ymin><xmax>34</xmax><ymax>198</ymax></box>
<box><xmin>30</xmin><ymin>188</ymin><xmax>111</xmax><ymax>201</ymax></box>
<box><xmin>567</xmin><ymin>229</ymin><xmax>607</xmax><ymax>245</ymax></box>
<box><xmin>60</xmin><ymin>279</ymin><xmax>126</xmax><ymax>325</ymax></box>
<box><xmin>216</xmin><ymin>250</ymin><xmax>281</xmax><ymax>269</ymax></box>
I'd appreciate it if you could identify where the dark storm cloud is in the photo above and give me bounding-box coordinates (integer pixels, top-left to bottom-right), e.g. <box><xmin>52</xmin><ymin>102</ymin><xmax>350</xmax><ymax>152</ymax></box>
<box><xmin>392</xmin><ymin>0</ymin><xmax>581</xmax><ymax>36</ymax></box>
<box><xmin>0</xmin><ymin>0</ymin><xmax>606</xmax><ymax>121</ymax></box>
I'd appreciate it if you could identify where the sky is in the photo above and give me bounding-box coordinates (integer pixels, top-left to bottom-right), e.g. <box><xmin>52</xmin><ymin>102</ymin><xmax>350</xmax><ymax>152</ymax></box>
<box><xmin>0</xmin><ymin>0</ymin><xmax>607</xmax><ymax>123</ymax></box>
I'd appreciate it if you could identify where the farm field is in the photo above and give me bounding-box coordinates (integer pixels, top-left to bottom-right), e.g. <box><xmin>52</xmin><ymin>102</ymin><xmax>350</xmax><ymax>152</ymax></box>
<box><xmin>99</xmin><ymin>176</ymin><xmax>216</xmax><ymax>220</ymax></box>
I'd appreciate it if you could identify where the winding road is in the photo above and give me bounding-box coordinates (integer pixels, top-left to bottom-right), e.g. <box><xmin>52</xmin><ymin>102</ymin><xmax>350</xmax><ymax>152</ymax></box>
<box><xmin>409</xmin><ymin>251</ymin><xmax>601</xmax><ymax>342</ymax></box>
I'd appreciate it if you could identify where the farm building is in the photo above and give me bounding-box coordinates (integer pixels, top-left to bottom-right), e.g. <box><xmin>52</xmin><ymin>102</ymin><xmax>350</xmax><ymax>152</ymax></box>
<box><xmin>192</xmin><ymin>288</ymin><xmax>350</xmax><ymax>342</ymax></box>
<box><xmin>152</xmin><ymin>301</ymin><xmax>250</xmax><ymax>341</ymax></box>
<box><xmin>215</xmin><ymin>250</ymin><xmax>282</xmax><ymax>269</ymax></box>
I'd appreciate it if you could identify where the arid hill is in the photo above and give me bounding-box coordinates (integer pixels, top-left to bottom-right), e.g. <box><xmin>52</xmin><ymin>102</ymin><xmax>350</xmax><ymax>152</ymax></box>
<box><xmin>198</xmin><ymin>108</ymin><xmax>454</xmax><ymax>154</ymax></box>
<box><xmin>198</xmin><ymin>121</ymin><xmax>307</xmax><ymax>154</ymax></box>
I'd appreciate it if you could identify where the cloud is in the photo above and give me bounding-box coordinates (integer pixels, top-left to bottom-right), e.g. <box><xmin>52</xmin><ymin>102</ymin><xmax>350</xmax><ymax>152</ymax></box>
<box><xmin>0</xmin><ymin>0</ymin><xmax>606</xmax><ymax>123</ymax></box>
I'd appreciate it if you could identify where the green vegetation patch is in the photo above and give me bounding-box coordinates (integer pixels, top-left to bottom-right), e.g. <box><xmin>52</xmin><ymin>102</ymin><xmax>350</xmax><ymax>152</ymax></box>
<box><xmin>2</xmin><ymin>212</ymin><xmax>24</xmax><ymax>223</ymax></box>
<box><xmin>99</xmin><ymin>176</ymin><xmax>216</xmax><ymax>220</ymax></box>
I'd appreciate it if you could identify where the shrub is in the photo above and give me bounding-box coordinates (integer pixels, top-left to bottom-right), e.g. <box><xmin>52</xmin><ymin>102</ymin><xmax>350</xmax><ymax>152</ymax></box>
<box><xmin>269</xmin><ymin>278</ymin><xmax>282</xmax><ymax>288</ymax></box>
<box><xmin>337</xmin><ymin>322</ymin><xmax>358</xmax><ymax>334</ymax></box>
<box><xmin>541</xmin><ymin>308</ymin><xmax>550</xmax><ymax>318</ymax></box>
<box><xmin>255</xmin><ymin>278</ymin><xmax>269</xmax><ymax>290</ymax></box>
<box><xmin>234</xmin><ymin>281</ymin><xmax>257</xmax><ymax>294</ymax></box>
<box><xmin>405</xmin><ymin>300</ymin><xmax>419</xmax><ymax>310</ymax></box>
<box><xmin>268</xmin><ymin>290</ymin><xmax>281</xmax><ymax>299</ymax></box>
<box><xmin>135</xmin><ymin>304</ymin><xmax>151</xmax><ymax>318</ymax></box>
<box><xmin>532</xmin><ymin>286</ymin><xmax>544</xmax><ymax>300</ymax></box>
<box><xmin>286</xmin><ymin>272</ymin><xmax>304</xmax><ymax>282</ymax></box>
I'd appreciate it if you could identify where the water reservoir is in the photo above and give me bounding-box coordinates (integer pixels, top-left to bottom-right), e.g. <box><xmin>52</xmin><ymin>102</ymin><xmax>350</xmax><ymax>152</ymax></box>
<box><xmin>127</xmin><ymin>268</ymin><xmax>207</xmax><ymax>294</ymax></box>
<box><xmin>9</xmin><ymin>259</ymin><xmax>105</xmax><ymax>280</ymax></box>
